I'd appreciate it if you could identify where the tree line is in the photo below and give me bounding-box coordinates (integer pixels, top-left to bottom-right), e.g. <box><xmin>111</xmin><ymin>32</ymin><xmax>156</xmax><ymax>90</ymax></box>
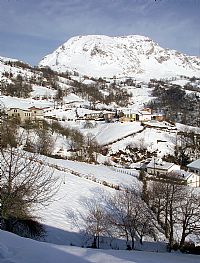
<box><xmin>69</xmin><ymin>172</ymin><xmax>200</xmax><ymax>252</ymax></box>
<box><xmin>148</xmin><ymin>80</ymin><xmax>200</xmax><ymax>127</ymax></box>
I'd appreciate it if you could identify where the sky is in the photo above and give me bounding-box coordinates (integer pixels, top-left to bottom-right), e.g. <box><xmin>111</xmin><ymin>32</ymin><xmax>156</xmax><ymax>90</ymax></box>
<box><xmin>0</xmin><ymin>0</ymin><xmax>199</xmax><ymax>65</ymax></box>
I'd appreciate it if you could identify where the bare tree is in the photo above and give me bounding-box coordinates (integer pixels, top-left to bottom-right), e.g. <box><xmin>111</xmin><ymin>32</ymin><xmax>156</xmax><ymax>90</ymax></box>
<box><xmin>146</xmin><ymin>173</ymin><xmax>200</xmax><ymax>250</ymax></box>
<box><xmin>0</xmin><ymin>120</ymin><xmax>59</xmax><ymax>237</ymax></box>
<box><xmin>81</xmin><ymin>199</ymin><xmax>108</xmax><ymax>249</ymax></box>
<box><xmin>176</xmin><ymin>189</ymin><xmax>200</xmax><ymax>248</ymax></box>
<box><xmin>36</xmin><ymin>128</ymin><xmax>54</xmax><ymax>156</ymax></box>
<box><xmin>106</xmin><ymin>189</ymin><xmax>155</xmax><ymax>250</ymax></box>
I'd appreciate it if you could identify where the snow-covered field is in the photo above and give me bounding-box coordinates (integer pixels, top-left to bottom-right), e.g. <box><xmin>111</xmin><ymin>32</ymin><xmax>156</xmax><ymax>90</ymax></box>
<box><xmin>83</xmin><ymin>121</ymin><xmax>143</xmax><ymax>145</ymax></box>
<box><xmin>0</xmin><ymin>95</ymin><xmax>53</xmax><ymax>110</ymax></box>
<box><xmin>1</xmin><ymin>230</ymin><xmax>200</xmax><ymax>263</ymax></box>
<box><xmin>34</xmin><ymin>156</ymin><xmax>140</xmax><ymax>246</ymax></box>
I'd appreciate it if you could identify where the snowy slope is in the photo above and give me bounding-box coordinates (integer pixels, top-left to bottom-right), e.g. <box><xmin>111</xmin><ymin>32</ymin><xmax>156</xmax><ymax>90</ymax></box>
<box><xmin>35</xmin><ymin>156</ymin><xmax>140</xmax><ymax>245</ymax></box>
<box><xmin>1</xmin><ymin>230</ymin><xmax>200</xmax><ymax>263</ymax></box>
<box><xmin>39</xmin><ymin>35</ymin><xmax>200</xmax><ymax>79</ymax></box>
<box><xmin>0</xmin><ymin>55</ymin><xmax>35</xmax><ymax>80</ymax></box>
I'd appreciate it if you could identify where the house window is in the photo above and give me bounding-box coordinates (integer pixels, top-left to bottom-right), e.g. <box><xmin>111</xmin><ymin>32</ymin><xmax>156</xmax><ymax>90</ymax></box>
<box><xmin>34</xmin><ymin>111</ymin><xmax>36</xmax><ymax>113</ymax></box>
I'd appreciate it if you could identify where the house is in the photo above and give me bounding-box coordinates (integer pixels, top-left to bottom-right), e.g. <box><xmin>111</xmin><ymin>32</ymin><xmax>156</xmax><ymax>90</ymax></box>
<box><xmin>138</xmin><ymin>108</ymin><xmax>152</xmax><ymax>121</ymax></box>
<box><xmin>84</xmin><ymin>111</ymin><xmax>104</xmax><ymax>120</ymax></box>
<box><xmin>175</xmin><ymin>170</ymin><xmax>200</xmax><ymax>187</ymax></box>
<box><xmin>7</xmin><ymin>108</ymin><xmax>30</xmax><ymax>122</ymax></box>
<box><xmin>7</xmin><ymin>106</ymin><xmax>44</xmax><ymax>123</ymax></box>
<box><xmin>152</xmin><ymin>112</ymin><xmax>165</xmax><ymax>121</ymax></box>
<box><xmin>104</xmin><ymin>112</ymin><xmax>116</xmax><ymax>122</ymax></box>
<box><xmin>186</xmin><ymin>159</ymin><xmax>200</xmax><ymax>186</ymax></box>
<box><xmin>120</xmin><ymin>112</ymin><xmax>138</xmax><ymax>122</ymax></box>
<box><xmin>146</xmin><ymin>158</ymin><xmax>180</xmax><ymax>176</ymax></box>
<box><xmin>28</xmin><ymin>107</ymin><xmax>44</xmax><ymax>120</ymax></box>
<box><xmin>118</xmin><ymin>109</ymin><xmax>139</xmax><ymax>122</ymax></box>
<box><xmin>187</xmin><ymin>159</ymin><xmax>200</xmax><ymax>176</ymax></box>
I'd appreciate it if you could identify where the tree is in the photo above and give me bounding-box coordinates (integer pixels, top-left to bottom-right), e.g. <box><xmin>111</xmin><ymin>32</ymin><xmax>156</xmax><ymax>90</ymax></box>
<box><xmin>54</xmin><ymin>87</ymin><xmax>64</xmax><ymax>106</ymax></box>
<box><xmin>146</xmin><ymin>173</ymin><xmax>200</xmax><ymax>250</ymax></box>
<box><xmin>0</xmin><ymin>120</ymin><xmax>59</xmax><ymax>238</ymax></box>
<box><xmin>176</xmin><ymin>189</ymin><xmax>200</xmax><ymax>248</ymax></box>
<box><xmin>83</xmin><ymin>134</ymin><xmax>100</xmax><ymax>163</ymax></box>
<box><xmin>36</xmin><ymin>127</ymin><xmax>54</xmax><ymax>156</ymax></box>
<box><xmin>147</xmin><ymin>174</ymin><xmax>186</xmax><ymax>248</ymax></box>
<box><xmin>106</xmin><ymin>189</ymin><xmax>154</xmax><ymax>250</ymax></box>
<box><xmin>81</xmin><ymin>199</ymin><xmax>108</xmax><ymax>249</ymax></box>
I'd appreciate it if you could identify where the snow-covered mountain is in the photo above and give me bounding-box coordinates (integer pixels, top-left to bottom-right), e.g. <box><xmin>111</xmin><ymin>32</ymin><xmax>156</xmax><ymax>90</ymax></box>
<box><xmin>39</xmin><ymin>35</ymin><xmax>200</xmax><ymax>79</ymax></box>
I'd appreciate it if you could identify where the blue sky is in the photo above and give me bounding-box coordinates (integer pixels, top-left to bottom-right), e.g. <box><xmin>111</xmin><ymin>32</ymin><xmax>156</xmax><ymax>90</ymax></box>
<box><xmin>0</xmin><ymin>0</ymin><xmax>199</xmax><ymax>65</ymax></box>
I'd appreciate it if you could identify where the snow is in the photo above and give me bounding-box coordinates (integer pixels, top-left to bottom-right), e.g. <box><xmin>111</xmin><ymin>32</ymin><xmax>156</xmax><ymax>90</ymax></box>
<box><xmin>63</xmin><ymin>93</ymin><xmax>84</xmax><ymax>103</ymax></box>
<box><xmin>170</xmin><ymin>79</ymin><xmax>190</xmax><ymax>86</ymax></box>
<box><xmin>0</xmin><ymin>95</ymin><xmax>52</xmax><ymax>110</ymax></box>
<box><xmin>45</xmin><ymin>157</ymin><xmax>139</xmax><ymax>189</ymax></box>
<box><xmin>20</xmin><ymin>155</ymin><xmax>138</xmax><ymax>246</ymax></box>
<box><xmin>31</xmin><ymin>85</ymin><xmax>57</xmax><ymax>98</ymax></box>
<box><xmin>143</xmin><ymin>120</ymin><xmax>176</xmax><ymax>129</ymax></box>
<box><xmin>0</xmin><ymin>56</ymin><xmax>36</xmax><ymax>80</ymax></box>
<box><xmin>1</xmin><ymin>35</ymin><xmax>200</xmax><ymax>262</ymax></box>
<box><xmin>176</xmin><ymin>123</ymin><xmax>200</xmax><ymax>134</ymax></box>
<box><xmin>39</xmin><ymin>35</ymin><xmax>200</xmax><ymax>79</ymax></box>
<box><xmin>1</xmin><ymin>230</ymin><xmax>200</xmax><ymax>263</ymax></box>
<box><xmin>83</xmin><ymin>122</ymin><xmax>143</xmax><ymax>145</ymax></box>
<box><xmin>108</xmin><ymin>126</ymin><xmax>176</xmax><ymax>157</ymax></box>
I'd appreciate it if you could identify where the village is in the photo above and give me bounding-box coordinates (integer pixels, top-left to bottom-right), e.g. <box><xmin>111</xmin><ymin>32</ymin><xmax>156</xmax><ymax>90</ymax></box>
<box><xmin>2</xmin><ymin>96</ymin><xmax>200</xmax><ymax>189</ymax></box>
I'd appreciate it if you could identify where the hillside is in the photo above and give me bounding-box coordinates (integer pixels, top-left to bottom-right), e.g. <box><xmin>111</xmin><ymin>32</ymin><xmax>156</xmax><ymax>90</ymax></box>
<box><xmin>39</xmin><ymin>35</ymin><xmax>200</xmax><ymax>79</ymax></box>
<box><xmin>1</xmin><ymin>230</ymin><xmax>200</xmax><ymax>263</ymax></box>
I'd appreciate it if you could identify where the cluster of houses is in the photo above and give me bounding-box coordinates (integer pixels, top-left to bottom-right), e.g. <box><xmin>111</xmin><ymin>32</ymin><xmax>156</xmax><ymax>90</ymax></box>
<box><xmin>119</xmin><ymin>108</ymin><xmax>155</xmax><ymax>122</ymax></box>
<box><xmin>6</xmin><ymin>105</ymin><xmax>166</xmax><ymax>125</ymax></box>
<box><xmin>6</xmin><ymin>106</ymin><xmax>46</xmax><ymax>122</ymax></box>
<box><xmin>145</xmin><ymin>158</ymin><xmax>200</xmax><ymax>188</ymax></box>
<box><xmin>83</xmin><ymin>108</ymin><xmax>165</xmax><ymax>123</ymax></box>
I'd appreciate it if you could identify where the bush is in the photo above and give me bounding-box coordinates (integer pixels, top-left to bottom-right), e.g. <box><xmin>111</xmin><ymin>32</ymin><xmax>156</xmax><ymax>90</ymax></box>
<box><xmin>180</xmin><ymin>241</ymin><xmax>195</xmax><ymax>254</ymax></box>
<box><xmin>2</xmin><ymin>217</ymin><xmax>46</xmax><ymax>240</ymax></box>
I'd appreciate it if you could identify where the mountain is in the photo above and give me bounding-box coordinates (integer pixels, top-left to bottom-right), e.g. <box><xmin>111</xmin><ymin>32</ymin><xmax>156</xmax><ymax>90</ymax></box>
<box><xmin>39</xmin><ymin>35</ymin><xmax>200</xmax><ymax>79</ymax></box>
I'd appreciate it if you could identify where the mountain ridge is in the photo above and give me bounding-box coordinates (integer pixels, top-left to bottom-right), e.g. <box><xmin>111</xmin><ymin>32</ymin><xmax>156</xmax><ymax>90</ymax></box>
<box><xmin>39</xmin><ymin>34</ymin><xmax>200</xmax><ymax>79</ymax></box>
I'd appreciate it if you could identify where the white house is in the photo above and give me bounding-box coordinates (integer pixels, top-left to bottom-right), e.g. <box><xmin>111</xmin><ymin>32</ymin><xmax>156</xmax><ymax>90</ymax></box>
<box><xmin>146</xmin><ymin>158</ymin><xmax>180</xmax><ymax>176</ymax></box>
<box><xmin>187</xmin><ymin>159</ymin><xmax>200</xmax><ymax>176</ymax></box>
<box><xmin>186</xmin><ymin>159</ymin><xmax>200</xmax><ymax>187</ymax></box>
<box><xmin>175</xmin><ymin>170</ymin><xmax>200</xmax><ymax>188</ymax></box>
<box><xmin>138</xmin><ymin>108</ymin><xmax>152</xmax><ymax>121</ymax></box>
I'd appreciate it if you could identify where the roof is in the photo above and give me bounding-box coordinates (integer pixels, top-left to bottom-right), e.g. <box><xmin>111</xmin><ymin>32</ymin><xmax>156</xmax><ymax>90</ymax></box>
<box><xmin>146</xmin><ymin>158</ymin><xmax>177</xmax><ymax>171</ymax></box>
<box><xmin>28</xmin><ymin>106</ymin><xmax>44</xmax><ymax>110</ymax></box>
<box><xmin>7</xmin><ymin>107</ymin><xmax>31</xmax><ymax>112</ymax></box>
<box><xmin>187</xmin><ymin>159</ymin><xmax>200</xmax><ymax>170</ymax></box>
<box><xmin>174</xmin><ymin>170</ymin><xmax>194</xmax><ymax>180</ymax></box>
<box><xmin>138</xmin><ymin>110</ymin><xmax>152</xmax><ymax>115</ymax></box>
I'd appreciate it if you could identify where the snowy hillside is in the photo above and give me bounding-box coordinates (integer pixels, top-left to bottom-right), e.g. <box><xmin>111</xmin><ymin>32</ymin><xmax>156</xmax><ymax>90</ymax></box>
<box><xmin>39</xmin><ymin>35</ymin><xmax>200</xmax><ymax>79</ymax></box>
<box><xmin>1</xmin><ymin>230</ymin><xmax>200</xmax><ymax>263</ymax></box>
<box><xmin>0</xmin><ymin>55</ymin><xmax>34</xmax><ymax>80</ymax></box>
